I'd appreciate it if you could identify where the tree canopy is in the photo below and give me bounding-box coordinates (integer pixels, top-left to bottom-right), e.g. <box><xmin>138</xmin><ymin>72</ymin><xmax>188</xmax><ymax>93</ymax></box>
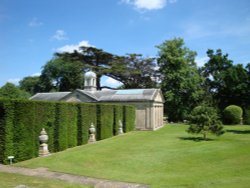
<box><xmin>157</xmin><ymin>38</ymin><xmax>204</xmax><ymax>121</ymax></box>
<box><xmin>0</xmin><ymin>83</ymin><xmax>30</xmax><ymax>99</ymax></box>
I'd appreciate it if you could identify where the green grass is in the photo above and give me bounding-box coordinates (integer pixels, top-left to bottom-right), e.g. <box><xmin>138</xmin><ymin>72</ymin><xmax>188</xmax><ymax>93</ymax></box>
<box><xmin>16</xmin><ymin>125</ymin><xmax>250</xmax><ymax>188</ymax></box>
<box><xmin>0</xmin><ymin>172</ymin><xmax>91</xmax><ymax>188</ymax></box>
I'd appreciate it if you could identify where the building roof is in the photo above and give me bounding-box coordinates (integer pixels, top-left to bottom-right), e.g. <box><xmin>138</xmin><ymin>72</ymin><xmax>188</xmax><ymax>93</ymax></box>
<box><xmin>30</xmin><ymin>89</ymin><xmax>164</xmax><ymax>103</ymax></box>
<box><xmin>30</xmin><ymin>92</ymin><xmax>71</xmax><ymax>101</ymax></box>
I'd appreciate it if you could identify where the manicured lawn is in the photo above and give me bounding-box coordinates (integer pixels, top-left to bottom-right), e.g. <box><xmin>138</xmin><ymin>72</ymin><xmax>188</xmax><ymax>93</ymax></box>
<box><xmin>16</xmin><ymin>124</ymin><xmax>250</xmax><ymax>188</ymax></box>
<box><xmin>0</xmin><ymin>172</ymin><xmax>91</xmax><ymax>188</ymax></box>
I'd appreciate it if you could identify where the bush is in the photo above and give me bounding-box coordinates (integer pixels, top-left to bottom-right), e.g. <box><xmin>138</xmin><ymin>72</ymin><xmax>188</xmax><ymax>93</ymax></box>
<box><xmin>223</xmin><ymin>105</ymin><xmax>243</xmax><ymax>125</ymax></box>
<box><xmin>187</xmin><ymin>105</ymin><xmax>224</xmax><ymax>140</ymax></box>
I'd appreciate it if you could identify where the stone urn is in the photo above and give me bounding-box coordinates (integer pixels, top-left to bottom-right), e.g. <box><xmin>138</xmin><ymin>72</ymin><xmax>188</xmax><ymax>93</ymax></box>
<box><xmin>88</xmin><ymin>123</ymin><xmax>96</xmax><ymax>143</ymax></box>
<box><xmin>118</xmin><ymin>120</ymin><xmax>124</xmax><ymax>135</ymax></box>
<box><xmin>39</xmin><ymin>128</ymin><xmax>48</xmax><ymax>144</ymax></box>
<box><xmin>38</xmin><ymin>128</ymin><xmax>49</xmax><ymax>157</ymax></box>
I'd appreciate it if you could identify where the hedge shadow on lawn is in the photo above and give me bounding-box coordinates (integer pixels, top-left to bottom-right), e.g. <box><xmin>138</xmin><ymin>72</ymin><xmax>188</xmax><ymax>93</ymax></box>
<box><xmin>178</xmin><ymin>136</ymin><xmax>214</xmax><ymax>142</ymax></box>
<box><xmin>226</xmin><ymin>129</ymin><xmax>250</xmax><ymax>134</ymax></box>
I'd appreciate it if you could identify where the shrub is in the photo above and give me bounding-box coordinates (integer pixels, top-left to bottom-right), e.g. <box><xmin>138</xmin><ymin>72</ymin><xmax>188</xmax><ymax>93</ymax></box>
<box><xmin>187</xmin><ymin>105</ymin><xmax>224</xmax><ymax>140</ymax></box>
<box><xmin>223</xmin><ymin>105</ymin><xmax>243</xmax><ymax>125</ymax></box>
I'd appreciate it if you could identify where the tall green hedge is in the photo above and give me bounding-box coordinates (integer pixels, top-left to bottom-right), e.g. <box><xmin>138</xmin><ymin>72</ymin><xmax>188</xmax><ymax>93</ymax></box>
<box><xmin>96</xmin><ymin>104</ymin><xmax>114</xmax><ymax>140</ymax></box>
<box><xmin>0</xmin><ymin>99</ymin><xmax>135</xmax><ymax>164</ymax></box>
<box><xmin>77</xmin><ymin>103</ymin><xmax>97</xmax><ymax>145</ymax></box>
<box><xmin>123</xmin><ymin>106</ymin><xmax>136</xmax><ymax>132</ymax></box>
<box><xmin>0</xmin><ymin>100</ymin><xmax>14</xmax><ymax>164</ymax></box>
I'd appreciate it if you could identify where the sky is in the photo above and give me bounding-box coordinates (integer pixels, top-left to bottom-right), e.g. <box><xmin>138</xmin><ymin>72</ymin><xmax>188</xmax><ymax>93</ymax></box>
<box><xmin>1</xmin><ymin>0</ymin><xmax>250</xmax><ymax>88</ymax></box>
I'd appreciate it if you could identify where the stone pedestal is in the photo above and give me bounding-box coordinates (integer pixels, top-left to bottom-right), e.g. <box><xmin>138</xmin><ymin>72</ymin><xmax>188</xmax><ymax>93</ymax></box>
<box><xmin>88</xmin><ymin>123</ymin><xmax>96</xmax><ymax>143</ymax></box>
<box><xmin>88</xmin><ymin>133</ymin><xmax>96</xmax><ymax>143</ymax></box>
<box><xmin>39</xmin><ymin>143</ymin><xmax>49</xmax><ymax>156</ymax></box>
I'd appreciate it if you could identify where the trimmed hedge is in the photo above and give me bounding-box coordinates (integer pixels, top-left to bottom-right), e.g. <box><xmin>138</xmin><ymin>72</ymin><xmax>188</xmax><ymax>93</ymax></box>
<box><xmin>123</xmin><ymin>106</ymin><xmax>136</xmax><ymax>132</ymax></box>
<box><xmin>96</xmin><ymin>104</ymin><xmax>114</xmax><ymax>140</ymax></box>
<box><xmin>0</xmin><ymin>99</ymin><xmax>135</xmax><ymax>164</ymax></box>
<box><xmin>77</xmin><ymin>103</ymin><xmax>97</xmax><ymax>145</ymax></box>
<box><xmin>223</xmin><ymin>105</ymin><xmax>243</xmax><ymax>125</ymax></box>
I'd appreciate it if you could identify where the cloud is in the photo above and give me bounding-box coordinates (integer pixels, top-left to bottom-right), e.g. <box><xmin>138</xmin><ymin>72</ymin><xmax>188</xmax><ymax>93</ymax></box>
<box><xmin>28</xmin><ymin>17</ymin><xmax>43</xmax><ymax>27</ymax></box>
<box><xmin>56</xmin><ymin>40</ymin><xmax>93</xmax><ymax>53</ymax></box>
<box><xmin>102</xmin><ymin>76</ymin><xmax>122</xmax><ymax>88</ymax></box>
<box><xmin>31</xmin><ymin>72</ymin><xmax>41</xmax><ymax>77</ymax></box>
<box><xmin>7</xmin><ymin>78</ymin><xmax>21</xmax><ymax>85</ymax></box>
<box><xmin>195</xmin><ymin>56</ymin><xmax>209</xmax><ymax>67</ymax></box>
<box><xmin>122</xmin><ymin>0</ymin><xmax>177</xmax><ymax>11</ymax></box>
<box><xmin>51</xmin><ymin>30</ymin><xmax>68</xmax><ymax>41</ymax></box>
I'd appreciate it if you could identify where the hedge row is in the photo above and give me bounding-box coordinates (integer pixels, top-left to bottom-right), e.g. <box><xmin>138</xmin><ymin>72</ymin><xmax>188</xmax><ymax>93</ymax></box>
<box><xmin>0</xmin><ymin>99</ymin><xmax>135</xmax><ymax>164</ymax></box>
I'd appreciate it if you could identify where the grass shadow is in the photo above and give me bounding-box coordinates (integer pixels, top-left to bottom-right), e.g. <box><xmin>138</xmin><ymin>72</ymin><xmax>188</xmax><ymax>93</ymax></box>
<box><xmin>178</xmin><ymin>136</ymin><xmax>214</xmax><ymax>142</ymax></box>
<box><xmin>226</xmin><ymin>129</ymin><xmax>250</xmax><ymax>134</ymax></box>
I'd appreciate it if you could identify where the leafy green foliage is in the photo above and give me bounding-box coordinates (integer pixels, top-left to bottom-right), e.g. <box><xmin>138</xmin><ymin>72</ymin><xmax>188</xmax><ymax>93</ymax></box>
<box><xmin>157</xmin><ymin>38</ymin><xmax>204</xmax><ymax>121</ymax></box>
<box><xmin>201</xmin><ymin>49</ymin><xmax>249</xmax><ymax>111</ymax></box>
<box><xmin>107</xmin><ymin>54</ymin><xmax>157</xmax><ymax>89</ymax></box>
<box><xmin>39</xmin><ymin>57</ymin><xmax>84</xmax><ymax>92</ymax></box>
<box><xmin>19</xmin><ymin>76</ymin><xmax>41</xmax><ymax>95</ymax></box>
<box><xmin>0</xmin><ymin>83</ymin><xmax>30</xmax><ymax>99</ymax></box>
<box><xmin>223</xmin><ymin>105</ymin><xmax>243</xmax><ymax>125</ymax></box>
<box><xmin>187</xmin><ymin>105</ymin><xmax>224</xmax><ymax>140</ymax></box>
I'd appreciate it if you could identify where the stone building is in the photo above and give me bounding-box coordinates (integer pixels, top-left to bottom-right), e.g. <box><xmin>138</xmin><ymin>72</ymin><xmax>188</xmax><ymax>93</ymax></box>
<box><xmin>30</xmin><ymin>72</ymin><xmax>165</xmax><ymax>130</ymax></box>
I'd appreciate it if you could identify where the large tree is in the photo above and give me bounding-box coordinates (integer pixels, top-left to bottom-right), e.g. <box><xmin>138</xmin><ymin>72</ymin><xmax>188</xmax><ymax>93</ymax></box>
<box><xmin>106</xmin><ymin>54</ymin><xmax>157</xmax><ymax>89</ymax></box>
<box><xmin>0</xmin><ymin>83</ymin><xmax>30</xmax><ymax>99</ymax></box>
<box><xmin>19</xmin><ymin>76</ymin><xmax>41</xmax><ymax>95</ymax></box>
<box><xmin>57</xmin><ymin>47</ymin><xmax>157</xmax><ymax>89</ymax></box>
<box><xmin>39</xmin><ymin>56</ymin><xmax>84</xmax><ymax>92</ymax></box>
<box><xmin>56</xmin><ymin>47</ymin><xmax>113</xmax><ymax>90</ymax></box>
<box><xmin>157</xmin><ymin>38</ymin><xmax>204</xmax><ymax>121</ymax></box>
<box><xmin>201</xmin><ymin>49</ymin><xmax>249</xmax><ymax>110</ymax></box>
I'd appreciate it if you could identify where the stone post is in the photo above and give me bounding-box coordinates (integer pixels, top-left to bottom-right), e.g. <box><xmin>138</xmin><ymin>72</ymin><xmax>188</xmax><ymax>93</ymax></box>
<box><xmin>39</xmin><ymin>128</ymin><xmax>50</xmax><ymax>157</ymax></box>
<box><xmin>88</xmin><ymin>123</ymin><xmax>96</xmax><ymax>143</ymax></box>
<box><xmin>118</xmin><ymin>120</ymin><xmax>124</xmax><ymax>135</ymax></box>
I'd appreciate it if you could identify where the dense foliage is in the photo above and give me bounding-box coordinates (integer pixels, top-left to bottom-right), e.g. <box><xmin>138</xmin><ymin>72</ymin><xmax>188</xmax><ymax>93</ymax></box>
<box><xmin>157</xmin><ymin>38</ymin><xmax>204</xmax><ymax>121</ymax></box>
<box><xmin>187</xmin><ymin>105</ymin><xmax>224</xmax><ymax>140</ymax></box>
<box><xmin>0</xmin><ymin>99</ymin><xmax>135</xmax><ymax>164</ymax></box>
<box><xmin>223</xmin><ymin>105</ymin><xmax>243</xmax><ymax>125</ymax></box>
<box><xmin>0</xmin><ymin>83</ymin><xmax>30</xmax><ymax>99</ymax></box>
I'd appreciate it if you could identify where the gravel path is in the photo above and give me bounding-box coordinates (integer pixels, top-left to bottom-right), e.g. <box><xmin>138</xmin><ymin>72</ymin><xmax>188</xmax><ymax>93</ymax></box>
<box><xmin>0</xmin><ymin>164</ymin><xmax>149</xmax><ymax>188</ymax></box>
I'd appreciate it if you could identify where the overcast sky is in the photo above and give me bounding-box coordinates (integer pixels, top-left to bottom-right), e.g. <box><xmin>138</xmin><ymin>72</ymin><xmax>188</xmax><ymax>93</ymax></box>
<box><xmin>1</xmin><ymin>0</ymin><xmax>250</xmax><ymax>87</ymax></box>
